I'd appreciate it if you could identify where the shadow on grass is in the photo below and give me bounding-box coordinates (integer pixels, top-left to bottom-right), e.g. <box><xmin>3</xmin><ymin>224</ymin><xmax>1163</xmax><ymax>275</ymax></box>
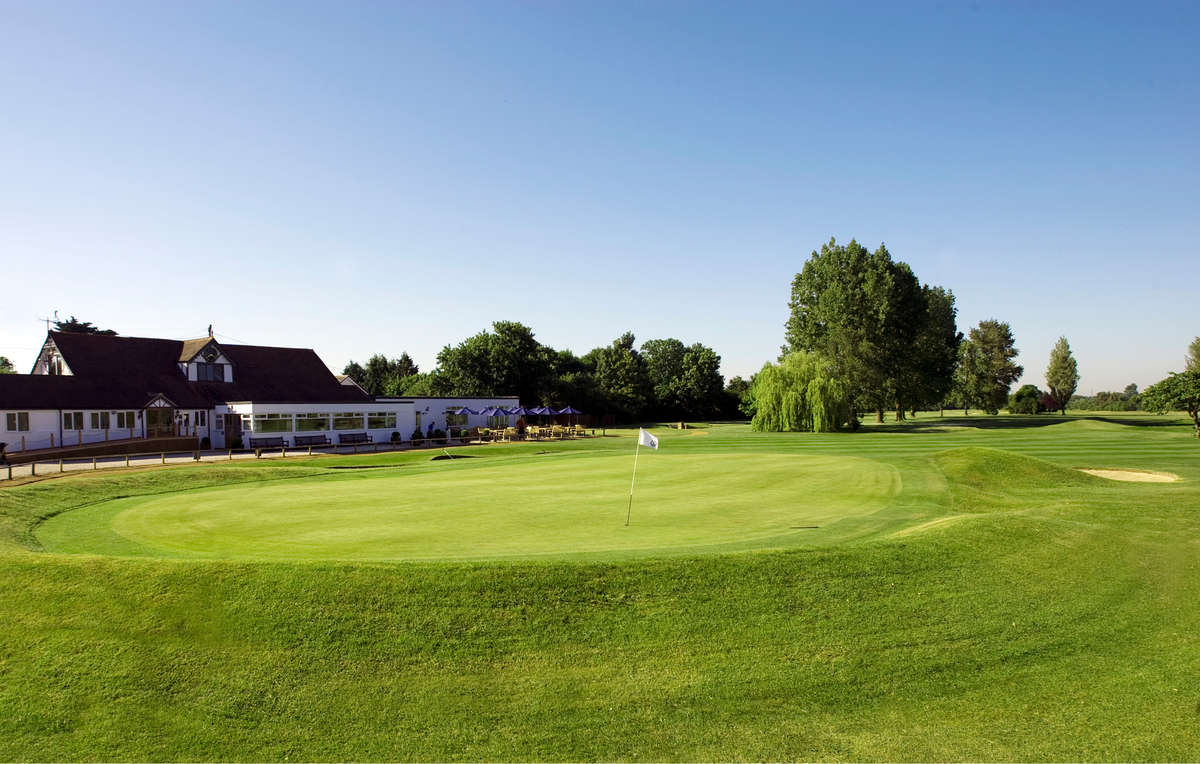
<box><xmin>865</xmin><ymin>413</ymin><xmax>1191</xmax><ymax>433</ymax></box>
<box><xmin>866</xmin><ymin>415</ymin><xmax>1070</xmax><ymax>433</ymax></box>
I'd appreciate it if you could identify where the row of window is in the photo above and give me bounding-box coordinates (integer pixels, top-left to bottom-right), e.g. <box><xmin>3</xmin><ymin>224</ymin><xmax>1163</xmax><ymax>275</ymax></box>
<box><xmin>60</xmin><ymin>411</ymin><xmax>139</xmax><ymax>430</ymax></box>
<box><xmin>240</xmin><ymin>412</ymin><xmax>399</xmax><ymax>433</ymax></box>
<box><xmin>51</xmin><ymin>410</ymin><xmax>209</xmax><ymax>431</ymax></box>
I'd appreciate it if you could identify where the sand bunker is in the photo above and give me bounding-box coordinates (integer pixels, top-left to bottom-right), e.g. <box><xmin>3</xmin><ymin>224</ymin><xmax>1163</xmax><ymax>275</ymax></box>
<box><xmin>1080</xmin><ymin>469</ymin><xmax>1179</xmax><ymax>483</ymax></box>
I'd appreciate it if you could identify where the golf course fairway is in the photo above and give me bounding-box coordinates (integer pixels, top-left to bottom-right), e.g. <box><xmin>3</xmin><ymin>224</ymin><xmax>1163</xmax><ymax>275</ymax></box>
<box><xmin>4</xmin><ymin>417</ymin><xmax>1200</xmax><ymax>761</ymax></box>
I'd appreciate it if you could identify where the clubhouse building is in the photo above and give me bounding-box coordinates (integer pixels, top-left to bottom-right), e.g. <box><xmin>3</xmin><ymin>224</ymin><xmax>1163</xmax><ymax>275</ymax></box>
<box><xmin>0</xmin><ymin>331</ymin><xmax>516</xmax><ymax>454</ymax></box>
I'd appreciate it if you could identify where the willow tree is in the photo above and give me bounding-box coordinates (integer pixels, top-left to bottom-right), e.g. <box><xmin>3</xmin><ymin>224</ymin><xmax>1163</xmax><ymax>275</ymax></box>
<box><xmin>750</xmin><ymin>352</ymin><xmax>849</xmax><ymax>432</ymax></box>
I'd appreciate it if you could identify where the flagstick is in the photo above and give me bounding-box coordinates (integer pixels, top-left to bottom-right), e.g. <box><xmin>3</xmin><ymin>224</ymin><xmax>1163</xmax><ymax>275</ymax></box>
<box><xmin>625</xmin><ymin>439</ymin><xmax>641</xmax><ymax>527</ymax></box>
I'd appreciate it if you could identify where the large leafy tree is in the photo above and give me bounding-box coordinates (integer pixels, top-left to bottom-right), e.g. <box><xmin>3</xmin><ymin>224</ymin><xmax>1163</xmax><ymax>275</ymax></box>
<box><xmin>0</xmin><ymin>356</ymin><xmax>14</xmax><ymax>374</ymax></box>
<box><xmin>902</xmin><ymin>285</ymin><xmax>962</xmax><ymax>416</ymax></box>
<box><xmin>1142</xmin><ymin>370</ymin><xmax>1200</xmax><ymax>439</ymax></box>
<box><xmin>951</xmin><ymin>340</ymin><xmax>988</xmax><ymax>414</ymax></box>
<box><xmin>435</xmin><ymin>321</ymin><xmax>553</xmax><ymax>403</ymax></box>
<box><xmin>679</xmin><ymin>343</ymin><xmax>725</xmax><ymax>418</ymax></box>
<box><xmin>1186</xmin><ymin>336</ymin><xmax>1200</xmax><ymax>371</ymax></box>
<box><xmin>784</xmin><ymin>238</ymin><xmax>927</xmax><ymax>424</ymax></box>
<box><xmin>723</xmin><ymin>375</ymin><xmax>753</xmax><ymax>419</ymax></box>
<box><xmin>1044</xmin><ymin>336</ymin><xmax>1079</xmax><ymax>415</ymax></box>
<box><xmin>589</xmin><ymin>332</ymin><xmax>650</xmax><ymax>421</ymax></box>
<box><xmin>750</xmin><ymin>352</ymin><xmax>849</xmax><ymax>432</ymax></box>
<box><xmin>343</xmin><ymin>353</ymin><xmax>420</xmax><ymax>397</ymax></box>
<box><xmin>641</xmin><ymin>338</ymin><xmax>688</xmax><ymax>417</ymax></box>
<box><xmin>53</xmin><ymin>316</ymin><xmax>116</xmax><ymax>335</ymax></box>
<box><xmin>960</xmin><ymin>320</ymin><xmax>1023</xmax><ymax>414</ymax></box>
<box><xmin>640</xmin><ymin>339</ymin><xmax>725</xmax><ymax>419</ymax></box>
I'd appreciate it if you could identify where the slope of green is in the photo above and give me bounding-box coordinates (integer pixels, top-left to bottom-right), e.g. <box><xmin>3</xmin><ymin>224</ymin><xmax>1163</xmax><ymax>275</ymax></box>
<box><xmin>1</xmin><ymin>413</ymin><xmax>1198</xmax><ymax>761</ymax></box>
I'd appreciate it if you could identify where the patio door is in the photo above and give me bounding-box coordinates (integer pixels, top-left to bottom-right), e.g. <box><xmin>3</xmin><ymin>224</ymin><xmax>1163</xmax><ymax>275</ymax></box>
<box><xmin>145</xmin><ymin>408</ymin><xmax>174</xmax><ymax>438</ymax></box>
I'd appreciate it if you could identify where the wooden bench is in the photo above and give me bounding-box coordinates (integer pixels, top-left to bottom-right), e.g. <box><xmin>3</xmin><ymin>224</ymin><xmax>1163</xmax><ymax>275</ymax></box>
<box><xmin>248</xmin><ymin>436</ymin><xmax>286</xmax><ymax>448</ymax></box>
<box><xmin>337</xmin><ymin>432</ymin><xmax>372</xmax><ymax>445</ymax></box>
<box><xmin>294</xmin><ymin>434</ymin><xmax>330</xmax><ymax>447</ymax></box>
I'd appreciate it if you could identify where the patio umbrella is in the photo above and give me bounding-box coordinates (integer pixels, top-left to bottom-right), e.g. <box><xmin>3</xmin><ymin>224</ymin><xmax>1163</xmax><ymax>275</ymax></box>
<box><xmin>478</xmin><ymin>406</ymin><xmax>510</xmax><ymax>427</ymax></box>
<box><xmin>455</xmin><ymin>406</ymin><xmax>480</xmax><ymax>416</ymax></box>
<box><xmin>507</xmin><ymin>406</ymin><xmax>534</xmax><ymax>417</ymax></box>
<box><xmin>556</xmin><ymin>405</ymin><xmax>583</xmax><ymax>426</ymax></box>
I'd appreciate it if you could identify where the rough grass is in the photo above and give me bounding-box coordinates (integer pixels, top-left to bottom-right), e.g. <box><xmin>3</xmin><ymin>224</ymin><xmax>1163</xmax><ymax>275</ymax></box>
<box><xmin>1</xmin><ymin>413</ymin><xmax>1199</xmax><ymax>761</ymax></box>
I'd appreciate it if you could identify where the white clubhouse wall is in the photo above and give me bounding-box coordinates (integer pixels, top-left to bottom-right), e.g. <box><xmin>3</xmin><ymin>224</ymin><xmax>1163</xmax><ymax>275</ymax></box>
<box><xmin>3</xmin><ymin>398</ymin><xmax>522</xmax><ymax>453</ymax></box>
<box><xmin>221</xmin><ymin>397</ymin><xmax>518</xmax><ymax>447</ymax></box>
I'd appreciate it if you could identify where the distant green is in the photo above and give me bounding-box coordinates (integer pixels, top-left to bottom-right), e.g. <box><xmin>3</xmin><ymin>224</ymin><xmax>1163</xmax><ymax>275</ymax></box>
<box><xmin>2</xmin><ymin>414</ymin><xmax>1199</xmax><ymax>761</ymax></box>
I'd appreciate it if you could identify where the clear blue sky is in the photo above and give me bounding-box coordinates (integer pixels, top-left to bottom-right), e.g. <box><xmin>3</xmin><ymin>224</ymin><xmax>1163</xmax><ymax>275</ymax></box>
<box><xmin>2</xmin><ymin>1</ymin><xmax>1196</xmax><ymax>393</ymax></box>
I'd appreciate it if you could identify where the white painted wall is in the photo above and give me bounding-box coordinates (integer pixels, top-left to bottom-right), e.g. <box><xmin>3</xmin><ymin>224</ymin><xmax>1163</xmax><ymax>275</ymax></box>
<box><xmin>0</xmin><ymin>408</ymin><xmax>150</xmax><ymax>452</ymax></box>
<box><xmin>224</xmin><ymin>396</ymin><xmax>519</xmax><ymax>446</ymax></box>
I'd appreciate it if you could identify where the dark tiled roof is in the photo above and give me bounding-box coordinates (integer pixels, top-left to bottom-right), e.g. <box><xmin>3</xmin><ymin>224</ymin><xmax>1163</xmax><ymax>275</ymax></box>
<box><xmin>0</xmin><ymin>332</ymin><xmax>370</xmax><ymax>410</ymax></box>
<box><xmin>0</xmin><ymin>374</ymin><xmax>163</xmax><ymax>410</ymax></box>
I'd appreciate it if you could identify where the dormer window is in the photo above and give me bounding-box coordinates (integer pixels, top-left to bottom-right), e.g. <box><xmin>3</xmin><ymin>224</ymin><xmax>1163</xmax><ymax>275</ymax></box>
<box><xmin>196</xmin><ymin>362</ymin><xmax>226</xmax><ymax>382</ymax></box>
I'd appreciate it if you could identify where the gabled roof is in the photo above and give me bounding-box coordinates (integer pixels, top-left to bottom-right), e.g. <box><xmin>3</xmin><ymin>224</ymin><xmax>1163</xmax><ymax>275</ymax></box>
<box><xmin>0</xmin><ymin>332</ymin><xmax>371</xmax><ymax>410</ymax></box>
<box><xmin>179</xmin><ymin>337</ymin><xmax>218</xmax><ymax>362</ymax></box>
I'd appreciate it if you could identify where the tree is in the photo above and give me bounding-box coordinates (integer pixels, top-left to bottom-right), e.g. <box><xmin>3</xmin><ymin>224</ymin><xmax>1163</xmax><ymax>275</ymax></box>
<box><xmin>53</xmin><ymin>316</ymin><xmax>116</xmax><ymax>335</ymax></box>
<box><xmin>590</xmin><ymin>332</ymin><xmax>650</xmax><ymax>422</ymax></box>
<box><xmin>784</xmin><ymin>238</ymin><xmax>926</xmax><ymax>426</ymax></box>
<box><xmin>1044</xmin><ymin>336</ymin><xmax>1079</xmax><ymax>415</ymax></box>
<box><xmin>640</xmin><ymin>339</ymin><xmax>726</xmax><ymax>420</ymax></box>
<box><xmin>1187</xmin><ymin>337</ymin><xmax>1200</xmax><ymax>371</ymax></box>
<box><xmin>435</xmin><ymin>321</ymin><xmax>553</xmax><ymax>403</ymax></box>
<box><xmin>641</xmin><ymin>338</ymin><xmax>688</xmax><ymax>417</ymax></box>
<box><xmin>342</xmin><ymin>361</ymin><xmax>366</xmax><ymax>384</ymax></box>
<box><xmin>951</xmin><ymin>339</ymin><xmax>988</xmax><ymax>414</ymax></box>
<box><xmin>749</xmin><ymin>352</ymin><xmax>849</xmax><ymax>432</ymax></box>
<box><xmin>677</xmin><ymin>343</ymin><xmax>725</xmax><ymax>419</ymax></box>
<box><xmin>723</xmin><ymin>375</ymin><xmax>753</xmax><ymax>419</ymax></box>
<box><xmin>962</xmin><ymin>320</ymin><xmax>1023</xmax><ymax>414</ymax></box>
<box><xmin>1142</xmin><ymin>370</ymin><xmax>1200</xmax><ymax>439</ymax></box>
<box><xmin>1009</xmin><ymin>384</ymin><xmax>1044</xmax><ymax>415</ymax></box>
<box><xmin>0</xmin><ymin>356</ymin><xmax>14</xmax><ymax>374</ymax></box>
<box><xmin>904</xmin><ymin>286</ymin><xmax>962</xmax><ymax>416</ymax></box>
<box><xmin>395</xmin><ymin>352</ymin><xmax>419</xmax><ymax>379</ymax></box>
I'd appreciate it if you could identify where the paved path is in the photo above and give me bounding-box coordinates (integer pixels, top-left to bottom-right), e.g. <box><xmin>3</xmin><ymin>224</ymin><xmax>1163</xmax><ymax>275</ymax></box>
<box><xmin>1</xmin><ymin>443</ymin><xmax>418</xmax><ymax>481</ymax></box>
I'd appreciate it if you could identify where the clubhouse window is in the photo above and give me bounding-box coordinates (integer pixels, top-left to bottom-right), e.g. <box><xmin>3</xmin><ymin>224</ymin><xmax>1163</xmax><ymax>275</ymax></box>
<box><xmin>252</xmin><ymin>413</ymin><xmax>293</xmax><ymax>433</ymax></box>
<box><xmin>445</xmin><ymin>408</ymin><xmax>468</xmax><ymax>427</ymax></box>
<box><xmin>5</xmin><ymin>412</ymin><xmax>30</xmax><ymax>432</ymax></box>
<box><xmin>296</xmin><ymin>413</ymin><xmax>330</xmax><ymax>431</ymax></box>
<box><xmin>367</xmin><ymin>412</ymin><xmax>396</xmax><ymax>429</ymax></box>
<box><xmin>115</xmin><ymin>411</ymin><xmax>136</xmax><ymax>429</ymax></box>
<box><xmin>89</xmin><ymin>412</ymin><xmax>110</xmax><ymax>430</ymax></box>
<box><xmin>333</xmin><ymin>412</ymin><xmax>363</xmax><ymax>430</ymax></box>
<box><xmin>63</xmin><ymin>411</ymin><xmax>84</xmax><ymax>430</ymax></box>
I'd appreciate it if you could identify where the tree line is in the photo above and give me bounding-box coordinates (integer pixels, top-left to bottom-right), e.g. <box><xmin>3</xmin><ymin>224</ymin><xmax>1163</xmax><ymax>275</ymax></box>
<box><xmin>342</xmin><ymin>321</ymin><xmax>738</xmax><ymax>422</ymax></box>
<box><xmin>753</xmin><ymin>238</ymin><xmax>1033</xmax><ymax>430</ymax></box>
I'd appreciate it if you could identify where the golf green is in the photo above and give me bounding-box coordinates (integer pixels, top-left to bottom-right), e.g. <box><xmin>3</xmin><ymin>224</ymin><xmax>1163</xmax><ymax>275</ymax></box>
<box><xmin>37</xmin><ymin>451</ymin><xmax>903</xmax><ymax>560</ymax></box>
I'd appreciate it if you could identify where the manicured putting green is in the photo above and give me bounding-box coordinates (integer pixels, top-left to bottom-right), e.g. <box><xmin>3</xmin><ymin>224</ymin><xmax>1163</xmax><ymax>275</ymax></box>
<box><xmin>37</xmin><ymin>452</ymin><xmax>900</xmax><ymax>561</ymax></box>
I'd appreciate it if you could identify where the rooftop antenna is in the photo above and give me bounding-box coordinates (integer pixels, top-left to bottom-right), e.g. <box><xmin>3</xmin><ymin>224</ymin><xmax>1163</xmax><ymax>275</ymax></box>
<box><xmin>37</xmin><ymin>310</ymin><xmax>59</xmax><ymax>333</ymax></box>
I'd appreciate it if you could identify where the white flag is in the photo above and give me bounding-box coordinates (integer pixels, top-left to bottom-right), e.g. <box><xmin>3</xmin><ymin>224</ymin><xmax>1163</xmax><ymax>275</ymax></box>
<box><xmin>637</xmin><ymin>428</ymin><xmax>659</xmax><ymax>449</ymax></box>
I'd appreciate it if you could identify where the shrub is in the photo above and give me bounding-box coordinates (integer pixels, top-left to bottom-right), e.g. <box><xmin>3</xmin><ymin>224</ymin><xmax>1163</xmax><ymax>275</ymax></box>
<box><xmin>1009</xmin><ymin>384</ymin><xmax>1044</xmax><ymax>414</ymax></box>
